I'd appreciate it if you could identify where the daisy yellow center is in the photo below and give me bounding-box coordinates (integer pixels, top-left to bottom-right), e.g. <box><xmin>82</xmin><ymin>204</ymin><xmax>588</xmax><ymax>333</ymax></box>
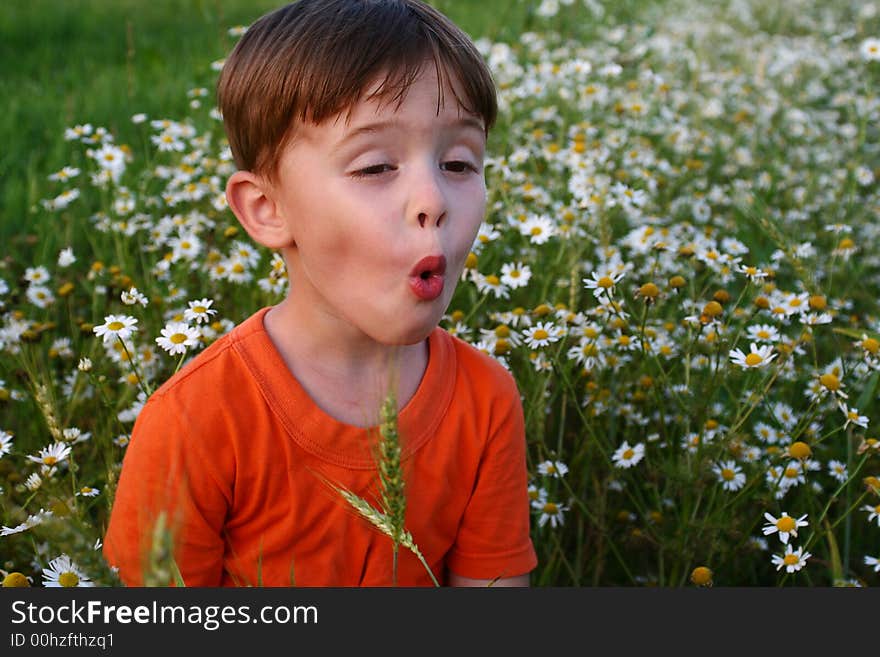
<box><xmin>622</xmin><ymin>449</ymin><xmax>634</xmax><ymax>460</ymax></box>
<box><xmin>783</xmin><ymin>554</ymin><xmax>799</xmax><ymax>566</ymax></box>
<box><xmin>789</xmin><ymin>298</ymin><xmax>802</xmax><ymax>307</ymax></box>
<box><xmin>58</xmin><ymin>571</ymin><xmax>80</xmax><ymax>587</ymax></box>
<box><xmin>485</xmin><ymin>275</ymin><xmax>500</xmax><ymax>286</ymax></box>
<box><xmin>721</xmin><ymin>468</ymin><xmax>735</xmax><ymax>481</ymax></box>
<box><xmin>107</xmin><ymin>321</ymin><xmax>125</xmax><ymax>331</ymax></box>
<box><xmin>509</xmin><ymin>270</ymin><xmax>521</xmax><ymax>278</ymax></box>
<box><xmin>232</xmin><ymin>263</ymin><xmax>245</xmax><ymax>274</ymax></box>
<box><xmin>862</xmin><ymin>338</ymin><xmax>879</xmax><ymax>354</ymax></box>
<box><xmin>528</xmin><ymin>489</ymin><xmax>540</xmax><ymax>501</ymax></box>
<box><xmin>530</xmin><ymin>227</ymin><xmax>543</xmax><ymax>236</ymax></box>
<box><xmin>757</xmin><ymin>330</ymin><xmax>770</xmax><ymax>339</ymax></box>
<box><xmin>772</xmin><ymin>306</ymin><xmax>786</xmax><ymax>315</ymax></box>
<box><xmin>545</xmin><ymin>465</ymin><xmax>557</xmax><ymax>474</ymax></box>
<box><xmin>43</xmin><ymin>456</ymin><xmax>58</xmax><ymax>466</ymax></box>
<box><xmin>745</xmin><ymin>353</ymin><xmax>763</xmax><ymax>366</ymax></box>
<box><xmin>542</xmin><ymin>502</ymin><xmax>558</xmax><ymax>514</ymax></box>
<box><xmin>533</xmin><ymin>329</ymin><xmax>549</xmax><ymax>341</ymax></box>
<box><xmin>848</xmin><ymin>411</ymin><xmax>859</xmax><ymax>421</ymax></box>
<box><xmin>638</xmin><ymin>282</ymin><xmax>659</xmax><ymax>298</ymax></box>
<box><xmin>170</xmin><ymin>333</ymin><xmax>188</xmax><ymax>344</ymax></box>
<box><xmin>691</xmin><ymin>567</ymin><xmax>712</xmax><ymax>586</ymax></box>
<box><xmin>1</xmin><ymin>572</ymin><xmax>29</xmax><ymax>587</ymax></box>
<box><xmin>745</xmin><ymin>267</ymin><xmax>758</xmax><ymax>275</ymax></box>
<box><xmin>618</xmin><ymin>335</ymin><xmax>631</xmax><ymax>346</ymax></box>
<box><xmin>784</xmin><ymin>467</ymin><xmax>800</xmax><ymax>479</ymax></box>
<box><xmin>494</xmin><ymin>325</ymin><xmax>510</xmax><ymax>338</ymax></box>
<box><xmin>192</xmin><ymin>306</ymin><xmax>206</xmax><ymax>314</ymax></box>
<box><xmin>788</xmin><ymin>442</ymin><xmax>812</xmax><ymax>459</ymax></box>
<box><xmin>181</xmin><ymin>241</ymin><xmax>191</xmax><ymax>249</ymax></box>
<box><xmin>838</xmin><ymin>238</ymin><xmax>855</xmax><ymax>250</ymax></box>
<box><xmin>104</xmin><ymin>153</ymin><xmax>116</xmax><ymax>161</ymax></box>
<box><xmin>776</xmin><ymin>516</ymin><xmax>796</xmax><ymax>532</ymax></box>
<box><xmin>598</xmin><ymin>276</ymin><xmax>614</xmax><ymax>288</ymax></box>
<box><xmin>80</xmin><ymin>487</ymin><xmax>92</xmax><ymax>494</ymax></box>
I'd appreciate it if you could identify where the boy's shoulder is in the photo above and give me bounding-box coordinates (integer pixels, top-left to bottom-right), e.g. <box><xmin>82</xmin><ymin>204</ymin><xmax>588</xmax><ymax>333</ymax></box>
<box><xmin>444</xmin><ymin>329</ymin><xmax>522</xmax><ymax>402</ymax></box>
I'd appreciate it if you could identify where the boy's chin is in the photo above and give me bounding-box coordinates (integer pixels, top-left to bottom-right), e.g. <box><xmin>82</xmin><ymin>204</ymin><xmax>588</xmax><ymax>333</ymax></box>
<box><xmin>368</xmin><ymin>318</ymin><xmax>440</xmax><ymax>347</ymax></box>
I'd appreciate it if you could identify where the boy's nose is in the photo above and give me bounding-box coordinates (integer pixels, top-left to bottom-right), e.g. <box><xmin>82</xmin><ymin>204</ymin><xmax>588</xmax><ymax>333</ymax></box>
<box><xmin>411</xmin><ymin>167</ymin><xmax>447</xmax><ymax>229</ymax></box>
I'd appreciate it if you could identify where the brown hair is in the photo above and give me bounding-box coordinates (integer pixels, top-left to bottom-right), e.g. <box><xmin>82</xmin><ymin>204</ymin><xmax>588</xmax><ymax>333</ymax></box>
<box><xmin>217</xmin><ymin>0</ymin><xmax>497</xmax><ymax>180</ymax></box>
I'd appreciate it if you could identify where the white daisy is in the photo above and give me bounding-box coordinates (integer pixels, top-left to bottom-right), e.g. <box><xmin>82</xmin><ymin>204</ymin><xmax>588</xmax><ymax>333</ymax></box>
<box><xmin>57</xmin><ymin>247</ymin><xmax>76</xmax><ymax>267</ymax></box>
<box><xmin>532</xmin><ymin>499</ymin><xmax>568</xmax><ymax>528</ymax></box>
<box><xmin>865</xmin><ymin>555</ymin><xmax>880</xmax><ymax>572</ymax></box>
<box><xmin>713</xmin><ymin>460</ymin><xmax>746</xmax><ymax>491</ymax></box>
<box><xmin>26</xmin><ymin>442</ymin><xmax>72</xmax><ymax>468</ymax></box>
<box><xmin>536</xmin><ymin>460</ymin><xmax>569</xmax><ymax>478</ymax></box>
<box><xmin>519</xmin><ymin>214</ymin><xmax>556</xmax><ymax>245</ymax></box>
<box><xmin>0</xmin><ymin>430</ymin><xmax>13</xmax><ymax>457</ymax></box>
<box><xmin>523</xmin><ymin>321</ymin><xmax>564</xmax><ymax>349</ymax></box>
<box><xmin>93</xmin><ymin>314</ymin><xmax>139</xmax><ymax>344</ymax></box>
<box><xmin>612</xmin><ymin>441</ymin><xmax>645</xmax><ymax>468</ymax></box>
<box><xmin>500</xmin><ymin>262</ymin><xmax>532</xmax><ymax>289</ymax></box>
<box><xmin>771</xmin><ymin>544</ymin><xmax>811</xmax><ymax>573</ymax></box>
<box><xmin>155</xmin><ymin>321</ymin><xmax>201</xmax><ymax>355</ymax></box>
<box><xmin>26</xmin><ymin>285</ymin><xmax>54</xmax><ymax>309</ymax></box>
<box><xmin>0</xmin><ymin>509</ymin><xmax>52</xmax><ymax>536</ymax></box>
<box><xmin>184</xmin><ymin>298</ymin><xmax>218</xmax><ymax>324</ymax></box>
<box><xmin>737</xmin><ymin>264</ymin><xmax>768</xmax><ymax>282</ymax></box>
<box><xmin>120</xmin><ymin>287</ymin><xmax>149</xmax><ymax>307</ymax></box>
<box><xmin>762</xmin><ymin>512</ymin><xmax>809</xmax><ymax>544</ymax></box>
<box><xmin>24</xmin><ymin>266</ymin><xmax>51</xmax><ymax>285</ymax></box>
<box><xmin>827</xmin><ymin>459</ymin><xmax>848</xmax><ymax>483</ymax></box>
<box><xmin>861</xmin><ymin>37</ymin><xmax>880</xmax><ymax>61</ymax></box>
<box><xmin>583</xmin><ymin>270</ymin><xmax>625</xmax><ymax>298</ymax></box>
<box><xmin>42</xmin><ymin>554</ymin><xmax>94</xmax><ymax>588</ymax></box>
<box><xmin>746</xmin><ymin>324</ymin><xmax>780</xmax><ymax>343</ymax></box>
<box><xmin>839</xmin><ymin>402</ymin><xmax>869</xmax><ymax>429</ymax></box>
<box><xmin>729</xmin><ymin>343</ymin><xmax>777</xmax><ymax>369</ymax></box>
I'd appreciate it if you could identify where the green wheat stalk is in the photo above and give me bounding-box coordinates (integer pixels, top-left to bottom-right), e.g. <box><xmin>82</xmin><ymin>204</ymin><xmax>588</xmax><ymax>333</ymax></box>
<box><xmin>330</xmin><ymin>389</ymin><xmax>439</xmax><ymax>586</ymax></box>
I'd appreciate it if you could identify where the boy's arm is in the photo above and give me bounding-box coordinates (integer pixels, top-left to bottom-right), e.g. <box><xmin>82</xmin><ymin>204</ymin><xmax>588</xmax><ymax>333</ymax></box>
<box><xmin>447</xmin><ymin>572</ymin><xmax>530</xmax><ymax>587</ymax></box>
<box><xmin>103</xmin><ymin>395</ymin><xmax>231</xmax><ymax>586</ymax></box>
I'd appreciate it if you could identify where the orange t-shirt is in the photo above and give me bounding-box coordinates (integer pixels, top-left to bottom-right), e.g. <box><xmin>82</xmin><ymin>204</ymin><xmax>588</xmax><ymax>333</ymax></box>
<box><xmin>103</xmin><ymin>306</ymin><xmax>537</xmax><ymax>586</ymax></box>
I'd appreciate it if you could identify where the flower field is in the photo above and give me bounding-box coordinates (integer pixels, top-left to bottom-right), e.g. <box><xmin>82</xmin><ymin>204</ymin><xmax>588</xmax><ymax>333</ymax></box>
<box><xmin>1</xmin><ymin>0</ymin><xmax>880</xmax><ymax>587</ymax></box>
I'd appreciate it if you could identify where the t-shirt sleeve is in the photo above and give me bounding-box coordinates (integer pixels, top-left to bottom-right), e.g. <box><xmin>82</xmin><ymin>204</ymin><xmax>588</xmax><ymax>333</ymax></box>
<box><xmin>103</xmin><ymin>392</ymin><xmax>232</xmax><ymax>586</ymax></box>
<box><xmin>446</xmin><ymin>368</ymin><xmax>538</xmax><ymax>581</ymax></box>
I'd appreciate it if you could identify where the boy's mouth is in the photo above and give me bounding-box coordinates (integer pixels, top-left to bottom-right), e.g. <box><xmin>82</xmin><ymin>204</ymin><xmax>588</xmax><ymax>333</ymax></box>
<box><xmin>409</xmin><ymin>255</ymin><xmax>446</xmax><ymax>301</ymax></box>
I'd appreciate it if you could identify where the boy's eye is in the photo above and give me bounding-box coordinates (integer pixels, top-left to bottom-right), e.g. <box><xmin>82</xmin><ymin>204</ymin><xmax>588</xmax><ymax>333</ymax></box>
<box><xmin>442</xmin><ymin>161</ymin><xmax>478</xmax><ymax>173</ymax></box>
<box><xmin>352</xmin><ymin>164</ymin><xmax>396</xmax><ymax>177</ymax></box>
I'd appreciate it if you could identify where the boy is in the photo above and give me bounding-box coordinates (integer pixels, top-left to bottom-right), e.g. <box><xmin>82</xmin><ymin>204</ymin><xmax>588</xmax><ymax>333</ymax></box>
<box><xmin>103</xmin><ymin>0</ymin><xmax>537</xmax><ymax>587</ymax></box>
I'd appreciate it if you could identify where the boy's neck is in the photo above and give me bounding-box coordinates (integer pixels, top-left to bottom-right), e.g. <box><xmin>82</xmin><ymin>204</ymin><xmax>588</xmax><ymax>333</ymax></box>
<box><xmin>263</xmin><ymin>299</ymin><xmax>430</xmax><ymax>428</ymax></box>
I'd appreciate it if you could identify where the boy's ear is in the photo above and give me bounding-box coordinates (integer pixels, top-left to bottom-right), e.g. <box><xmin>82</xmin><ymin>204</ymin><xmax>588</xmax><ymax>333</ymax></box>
<box><xmin>225</xmin><ymin>171</ymin><xmax>295</xmax><ymax>250</ymax></box>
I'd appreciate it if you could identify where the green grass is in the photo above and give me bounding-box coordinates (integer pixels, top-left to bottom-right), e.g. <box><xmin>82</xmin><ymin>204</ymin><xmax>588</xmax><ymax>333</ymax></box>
<box><xmin>0</xmin><ymin>0</ymin><xmax>274</xmax><ymax>246</ymax></box>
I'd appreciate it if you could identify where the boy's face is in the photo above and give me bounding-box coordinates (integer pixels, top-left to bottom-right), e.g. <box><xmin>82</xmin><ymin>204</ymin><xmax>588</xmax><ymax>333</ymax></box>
<box><xmin>269</xmin><ymin>64</ymin><xmax>487</xmax><ymax>345</ymax></box>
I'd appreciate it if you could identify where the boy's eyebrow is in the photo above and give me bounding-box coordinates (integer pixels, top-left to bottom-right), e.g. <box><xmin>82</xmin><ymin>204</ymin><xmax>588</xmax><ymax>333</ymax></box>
<box><xmin>333</xmin><ymin>116</ymin><xmax>486</xmax><ymax>151</ymax></box>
